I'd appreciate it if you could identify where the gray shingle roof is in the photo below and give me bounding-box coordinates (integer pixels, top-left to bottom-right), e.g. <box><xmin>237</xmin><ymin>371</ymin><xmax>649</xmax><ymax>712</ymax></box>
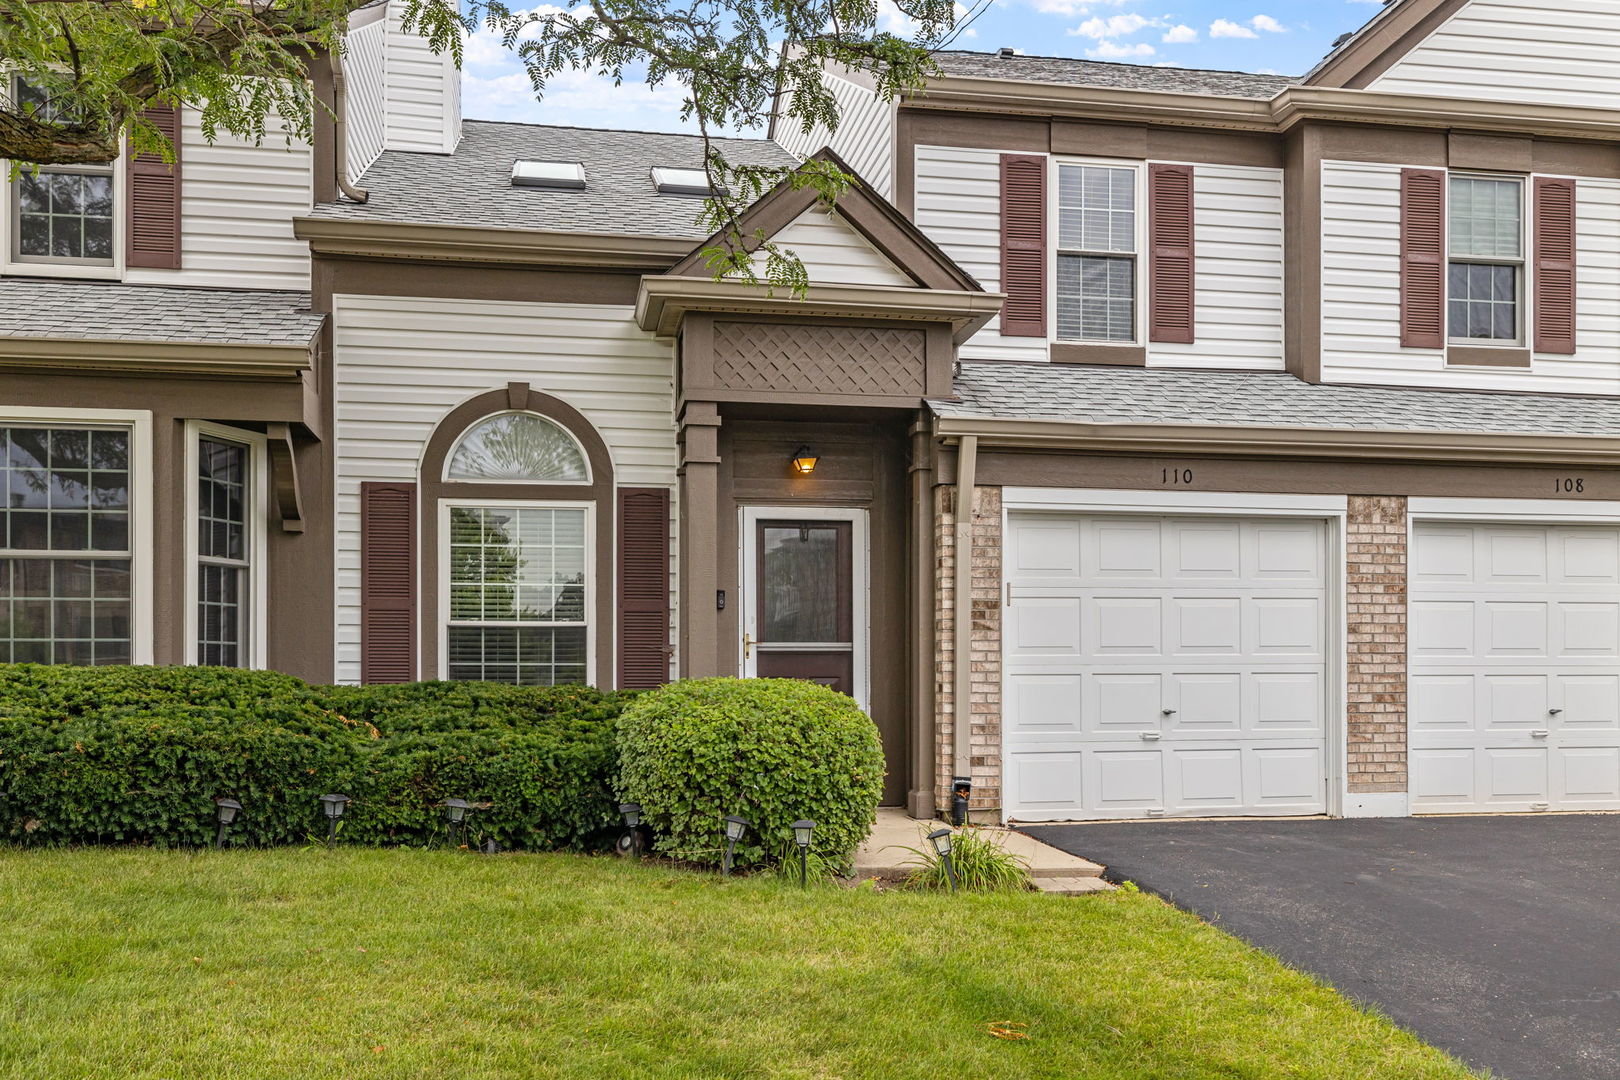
<box><xmin>0</xmin><ymin>278</ymin><xmax>323</xmax><ymax>347</ymax></box>
<box><xmin>307</xmin><ymin>120</ymin><xmax>801</xmax><ymax>238</ymax></box>
<box><xmin>930</xmin><ymin>50</ymin><xmax>1298</xmax><ymax>99</ymax></box>
<box><xmin>931</xmin><ymin>362</ymin><xmax>1620</xmax><ymax>438</ymax></box>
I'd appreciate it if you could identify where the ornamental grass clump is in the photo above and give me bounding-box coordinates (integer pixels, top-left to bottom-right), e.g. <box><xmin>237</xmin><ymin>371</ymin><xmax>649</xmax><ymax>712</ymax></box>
<box><xmin>901</xmin><ymin>826</ymin><xmax>1032</xmax><ymax>893</ymax></box>
<box><xmin>614</xmin><ymin>678</ymin><xmax>884</xmax><ymax>873</ymax></box>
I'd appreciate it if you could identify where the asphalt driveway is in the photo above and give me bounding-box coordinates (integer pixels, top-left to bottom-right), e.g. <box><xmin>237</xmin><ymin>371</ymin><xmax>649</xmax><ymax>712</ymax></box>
<box><xmin>1027</xmin><ymin>815</ymin><xmax>1620</xmax><ymax>1080</ymax></box>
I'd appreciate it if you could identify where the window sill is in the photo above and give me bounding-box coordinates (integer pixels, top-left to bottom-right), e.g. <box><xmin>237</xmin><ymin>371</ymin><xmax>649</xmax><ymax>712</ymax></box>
<box><xmin>1446</xmin><ymin>345</ymin><xmax>1532</xmax><ymax>369</ymax></box>
<box><xmin>2</xmin><ymin>261</ymin><xmax>121</xmax><ymax>282</ymax></box>
<box><xmin>1051</xmin><ymin>342</ymin><xmax>1147</xmax><ymax>367</ymax></box>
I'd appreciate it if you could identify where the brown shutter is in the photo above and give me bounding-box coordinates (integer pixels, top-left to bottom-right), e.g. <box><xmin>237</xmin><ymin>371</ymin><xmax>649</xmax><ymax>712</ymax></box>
<box><xmin>125</xmin><ymin>105</ymin><xmax>182</xmax><ymax>270</ymax></box>
<box><xmin>1149</xmin><ymin>163</ymin><xmax>1196</xmax><ymax>344</ymax></box>
<box><xmin>999</xmin><ymin>153</ymin><xmax>1047</xmax><ymax>338</ymax></box>
<box><xmin>360</xmin><ymin>481</ymin><xmax>417</xmax><ymax>684</ymax></box>
<box><xmin>617</xmin><ymin>487</ymin><xmax>671</xmax><ymax>689</ymax></box>
<box><xmin>1399</xmin><ymin>168</ymin><xmax>1446</xmax><ymax>350</ymax></box>
<box><xmin>1534</xmin><ymin>177</ymin><xmax>1578</xmax><ymax>355</ymax></box>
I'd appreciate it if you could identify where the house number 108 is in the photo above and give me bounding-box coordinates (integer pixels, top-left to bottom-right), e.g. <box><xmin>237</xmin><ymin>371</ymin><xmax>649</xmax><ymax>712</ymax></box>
<box><xmin>1162</xmin><ymin>468</ymin><xmax>1195</xmax><ymax>486</ymax></box>
<box><xmin>1554</xmin><ymin>478</ymin><xmax>1586</xmax><ymax>494</ymax></box>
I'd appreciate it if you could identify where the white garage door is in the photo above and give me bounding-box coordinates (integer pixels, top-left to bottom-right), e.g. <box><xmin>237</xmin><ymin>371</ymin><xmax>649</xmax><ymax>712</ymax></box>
<box><xmin>1410</xmin><ymin>522</ymin><xmax>1620</xmax><ymax>813</ymax></box>
<box><xmin>1003</xmin><ymin>512</ymin><xmax>1330</xmax><ymax>821</ymax></box>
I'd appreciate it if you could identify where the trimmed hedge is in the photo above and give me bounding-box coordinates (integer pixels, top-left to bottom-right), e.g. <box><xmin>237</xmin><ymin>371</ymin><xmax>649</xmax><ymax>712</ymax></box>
<box><xmin>0</xmin><ymin>665</ymin><xmax>632</xmax><ymax>850</ymax></box>
<box><xmin>615</xmin><ymin>678</ymin><xmax>885</xmax><ymax>872</ymax></box>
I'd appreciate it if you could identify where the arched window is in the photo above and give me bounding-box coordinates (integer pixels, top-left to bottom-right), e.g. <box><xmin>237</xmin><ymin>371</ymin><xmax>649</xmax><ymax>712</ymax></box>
<box><xmin>445</xmin><ymin>411</ymin><xmax>590</xmax><ymax>483</ymax></box>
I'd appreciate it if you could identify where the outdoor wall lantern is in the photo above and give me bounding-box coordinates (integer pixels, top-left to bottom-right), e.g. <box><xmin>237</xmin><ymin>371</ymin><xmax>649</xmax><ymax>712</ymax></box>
<box><xmin>318</xmin><ymin>794</ymin><xmax>351</xmax><ymax>846</ymax></box>
<box><xmin>442</xmin><ymin>798</ymin><xmax>473</xmax><ymax>849</ymax></box>
<box><xmin>926</xmin><ymin>828</ymin><xmax>959</xmax><ymax>893</ymax></box>
<box><xmin>790</xmin><ymin>820</ymin><xmax>815</xmax><ymax>888</ymax></box>
<box><xmin>790</xmin><ymin>446</ymin><xmax>819</xmax><ymax>476</ymax></box>
<box><xmin>213</xmin><ymin>798</ymin><xmax>242</xmax><ymax>850</ymax></box>
<box><xmin>721</xmin><ymin>814</ymin><xmax>751</xmax><ymax>875</ymax></box>
<box><xmin>617</xmin><ymin>803</ymin><xmax>647</xmax><ymax>858</ymax></box>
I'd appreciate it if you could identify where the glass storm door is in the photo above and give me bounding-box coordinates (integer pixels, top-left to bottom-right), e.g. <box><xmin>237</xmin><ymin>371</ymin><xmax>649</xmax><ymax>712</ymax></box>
<box><xmin>741</xmin><ymin>511</ymin><xmax>865</xmax><ymax>704</ymax></box>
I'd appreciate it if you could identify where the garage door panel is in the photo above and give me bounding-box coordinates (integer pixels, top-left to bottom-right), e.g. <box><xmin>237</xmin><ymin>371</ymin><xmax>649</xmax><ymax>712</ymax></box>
<box><xmin>1006</xmin><ymin>511</ymin><xmax>1328</xmax><ymax>821</ymax></box>
<box><xmin>1412</xmin><ymin>521</ymin><xmax>1620</xmax><ymax>813</ymax></box>
<box><xmin>1007</xmin><ymin>517</ymin><xmax>1082</xmax><ymax>581</ymax></box>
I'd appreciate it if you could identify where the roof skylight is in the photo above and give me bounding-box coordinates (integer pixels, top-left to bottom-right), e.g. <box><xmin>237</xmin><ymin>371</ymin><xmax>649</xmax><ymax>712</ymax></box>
<box><xmin>651</xmin><ymin>167</ymin><xmax>725</xmax><ymax>197</ymax></box>
<box><xmin>511</xmin><ymin>160</ymin><xmax>586</xmax><ymax>190</ymax></box>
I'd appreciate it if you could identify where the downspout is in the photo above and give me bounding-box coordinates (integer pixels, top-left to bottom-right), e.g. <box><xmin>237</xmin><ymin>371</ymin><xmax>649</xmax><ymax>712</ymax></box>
<box><xmin>330</xmin><ymin>43</ymin><xmax>370</xmax><ymax>204</ymax></box>
<box><xmin>950</xmin><ymin>434</ymin><xmax>978</xmax><ymax>823</ymax></box>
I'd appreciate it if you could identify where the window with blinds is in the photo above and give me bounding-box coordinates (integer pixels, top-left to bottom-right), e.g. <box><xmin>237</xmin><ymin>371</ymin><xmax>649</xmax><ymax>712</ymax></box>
<box><xmin>1055</xmin><ymin>164</ymin><xmax>1139</xmax><ymax>343</ymax></box>
<box><xmin>1448</xmin><ymin>175</ymin><xmax>1524</xmax><ymax>344</ymax></box>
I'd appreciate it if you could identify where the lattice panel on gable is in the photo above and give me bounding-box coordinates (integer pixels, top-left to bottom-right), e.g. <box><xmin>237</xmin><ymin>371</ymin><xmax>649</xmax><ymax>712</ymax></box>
<box><xmin>710</xmin><ymin>322</ymin><xmax>927</xmax><ymax>398</ymax></box>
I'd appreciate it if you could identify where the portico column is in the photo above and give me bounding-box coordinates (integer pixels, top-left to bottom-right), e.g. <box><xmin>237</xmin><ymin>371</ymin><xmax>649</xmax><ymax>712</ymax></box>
<box><xmin>678</xmin><ymin>400</ymin><xmax>724</xmax><ymax>677</ymax></box>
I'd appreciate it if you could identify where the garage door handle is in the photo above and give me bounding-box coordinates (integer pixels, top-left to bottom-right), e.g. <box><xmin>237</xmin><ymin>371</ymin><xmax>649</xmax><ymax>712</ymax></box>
<box><xmin>1532</xmin><ymin>729</ymin><xmax>1550</xmax><ymax>739</ymax></box>
<box><xmin>1140</xmin><ymin>731</ymin><xmax>1162</xmax><ymax>742</ymax></box>
<box><xmin>1548</xmin><ymin>708</ymin><xmax>1563</xmax><ymax>716</ymax></box>
<box><xmin>1161</xmin><ymin>708</ymin><xmax>1177</xmax><ymax>716</ymax></box>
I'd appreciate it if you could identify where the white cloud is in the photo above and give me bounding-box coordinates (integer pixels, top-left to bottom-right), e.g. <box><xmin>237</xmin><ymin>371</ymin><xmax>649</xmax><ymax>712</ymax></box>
<box><xmin>1085</xmin><ymin>40</ymin><xmax>1156</xmax><ymax>58</ymax></box>
<box><xmin>1161</xmin><ymin>23</ymin><xmax>1198</xmax><ymax>43</ymax></box>
<box><xmin>1250</xmin><ymin>14</ymin><xmax>1287</xmax><ymax>33</ymax></box>
<box><xmin>1071</xmin><ymin>12</ymin><xmax>1154</xmax><ymax>38</ymax></box>
<box><xmin>1209</xmin><ymin>18</ymin><xmax>1258</xmax><ymax>38</ymax></box>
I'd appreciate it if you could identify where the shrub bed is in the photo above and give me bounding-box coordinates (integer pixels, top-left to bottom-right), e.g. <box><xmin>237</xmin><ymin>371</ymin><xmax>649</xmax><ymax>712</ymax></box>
<box><xmin>615</xmin><ymin>678</ymin><xmax>885</xmax><ymax>872</ymax></box>
<box><xmin>0</xmin><ymin>665</ymin><xmax>630</xmax><ymax>850</ymax></box>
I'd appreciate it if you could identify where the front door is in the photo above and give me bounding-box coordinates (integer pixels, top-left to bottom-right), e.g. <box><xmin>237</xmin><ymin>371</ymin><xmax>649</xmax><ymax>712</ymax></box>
<box><xmin>741</xmin><ymin>509</ymin><xmax>867</xmax><ymax>708</ymax></box>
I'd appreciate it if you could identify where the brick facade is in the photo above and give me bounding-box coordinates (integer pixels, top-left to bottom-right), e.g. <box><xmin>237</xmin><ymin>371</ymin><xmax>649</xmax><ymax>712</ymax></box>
<box><xmin>1347</xmin><ymin>495</ymin><xmax>1409</xmax><ymax>793</ymax></box>
<box><xmin>933</xmin><ymin>484</ymin><xmax>1003</xmax><ymax>814</ymax></box>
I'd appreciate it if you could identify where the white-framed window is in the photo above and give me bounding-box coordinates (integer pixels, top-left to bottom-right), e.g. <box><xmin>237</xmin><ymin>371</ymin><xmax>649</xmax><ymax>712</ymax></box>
<box><xmin>1448</xmin><ymin>174</ymin><xmax>1526</xmax><ymax>345</ymax></box>
<box><xmin>184</xmin><ymin>423</ymin><xmax>267</xmax><ymax>667</ymax></box>
<box><xmin>8</xmin><ymin>79</ymin><xmax>116</xmax><ymax>267</ymax></box>
<box><xmin>440</xmin><ymin>501</ymin><xmax>593</xmax><ymax>686</ymax></box>
<box><xmin>0</xmin><ymin>409</ymin><xmax>153</xmax><ymax>665</ymax></box>
<box><xmin>444</xmin><ymin>411</ymin><xmax>591</xmax><ymax>484</ymax></box>
<box><xmin>1054</xmin><ymin>161</ymin><xmax>1143</xmax><ymax>343</ymax></box>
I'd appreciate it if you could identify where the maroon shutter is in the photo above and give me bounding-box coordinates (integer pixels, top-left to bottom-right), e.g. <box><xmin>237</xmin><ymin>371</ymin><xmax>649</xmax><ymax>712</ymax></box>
<box><xmin>1399</xmin><ymin>168</ymin><xmax>1446</xmax><ymax>350</ymax></box>
<box><xmin>1534</xmin><ymin>177</ymin><xmax>1578</xmax><ymax>355</ymax></box>
<box><xmin>360</xmin><ymin>481</ymin><xmax>417</xmax><ymax>684</ymax></box>
<box><xmin>999</xmin><ymin>153</ymin><xmax>1047</xmax><ymax>337</ymax></box>
<box><xmin>618</xmin><ymin>487</ymin><xmax>671</xmax><ymax>689</ymax></box>
<box><xmin>126</xmin><ymin>105</ymin><xmax>182</xmax><ymax>270</ymax></box>
<box><xmin>1149</xmin><ymin>163</ymin><xmax>1196</xmax><ymax>344</ymax></box>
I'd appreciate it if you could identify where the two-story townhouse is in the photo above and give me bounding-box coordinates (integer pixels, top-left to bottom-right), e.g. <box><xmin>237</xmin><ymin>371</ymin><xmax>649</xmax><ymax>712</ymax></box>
<box><xmin>6</xmin><ymin>0</ymin><xmax>1620</xmax><ymax>826</ymax></box>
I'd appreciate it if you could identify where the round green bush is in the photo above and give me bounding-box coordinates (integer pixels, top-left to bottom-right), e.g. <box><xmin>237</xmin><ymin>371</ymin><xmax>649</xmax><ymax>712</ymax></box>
<box><xmin>615</xmin><ymin>678</ymin><xmax>885</xmax><ymax>871</ymax></box>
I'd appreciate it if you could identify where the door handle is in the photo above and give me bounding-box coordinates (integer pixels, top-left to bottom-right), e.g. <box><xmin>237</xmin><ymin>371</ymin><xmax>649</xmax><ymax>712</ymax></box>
<box><xmin>1531</xmin><ymin>729</ymin><xmax>1550</xmax><ymax>739</ymax></box>
<box><xmin>1161</xmin><ymin>708</ymin><xmax>1177</xmax><ymax>716</ymax></box>
<box><xmin>742</xmin><ymin>633</ymin><xmax>753</xmax><ymax>660</ymax></box>
<box><xmin>1548</xmin><ymin>708</ymin><xmax>1563</xmax><ymax>716</ymax></box>
<box><xmin>1140</xmin><ymin>731</ymin><xmax>1162</xmax><ymax>742</ymax></box>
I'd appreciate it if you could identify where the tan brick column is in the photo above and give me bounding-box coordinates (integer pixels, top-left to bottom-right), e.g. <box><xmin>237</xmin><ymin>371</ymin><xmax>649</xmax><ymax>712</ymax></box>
<box><xmin>934</xmin><ymin>484</ymin><xmax>1003</xmax><ymax>815</ymax></box>
<box><xmin>1347</xmin><ymin>495</ymin><xmax>1408</xmax><ymax>793</ymax></box>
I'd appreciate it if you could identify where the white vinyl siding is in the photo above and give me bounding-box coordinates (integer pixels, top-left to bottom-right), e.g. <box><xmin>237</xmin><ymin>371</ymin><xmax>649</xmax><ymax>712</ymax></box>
<box><xmin>751</xmin><ymin>207</ymin><xmax>914</xmax><ymax>287</ymax></box>
<box><xmin>1372</xmin><ymin>0</ymin><xmax>1620</xmax><ymax>111</ymax></box>
<box><xmin>1320</xmin><ymin>160</ymin><xmax>1620</xmax><ymax>395</ymax></box>
<box><xmin>1151</xmin><ymin>164</ymin><xmax>1286</xmax><ymax>371</ymax></box>
<box><xmin>123</xmin><ymin>108</ymin><xmax>313</xmax><ymax>291</ymax></box>
<box><xmin>914</xmin><ymin>143</ymin><xmax>1049</xmax><ymax>363</ymax></box>
<box><xmin>331</xmin><ymin>295</ymin><xmax>677</xmax><ymax>683</ymax></box>
<box><xmin>384</xmin><ymin>2</ymin><xmax>460</xmax><ymax>154</ymax></box>
<box><xmin>773</xmin><ymin>68</ymin><xmax>894</xmax><ymax>199</ymax></box>
<box><xmin>345</xmin><ymin>16</ymin><xmax>388</xmax><ymax>176</ymax></box>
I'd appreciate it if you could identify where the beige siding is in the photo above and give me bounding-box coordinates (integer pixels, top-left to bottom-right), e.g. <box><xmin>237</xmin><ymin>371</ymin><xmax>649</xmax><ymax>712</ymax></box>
<box><xmin>1320</xmin><ymin>160</ymin><xmax>1620</xmax><ymax>395</ymax></box>
<box><xmin>124</xmin><ymin>109</ymin><xmax>312</xmax><ymax>291</ymax></box>
<box><xmin>1150</xmin><ymin>163</ymin><xmax>1286</xmax><ymax>371</ymax></box>
<box><xmin>332</xmin><ymin>294</ymin><xmax>678</xmax><ymax>683</ymax></box>
<box><xmin>774</xmin><ymin>68</ymin><xmax>894</xmax><ymax>198</ymax></box>
<box><xmin>1372</xmin><ymin>0</ymin><xmax>1620</xmax><ymax>110</ymax></box>
<box><xmin>384</xmin><ymin>3</ymin><xmax>460</xmax><ymax>153</ymax></box>
<box><xmin>752</xmin><ymin>207</ymin><xmax>914</xmax><ymax>286</ymax></box>
<box><xmin>914</xmin><ymin>143</ymin><xmax>1049</xmax><ymax>363</ymax></box>
<box><xmin>345</xmin><ymin>16</ymin><xmax>389</xmax><ymax>176</ymax></box>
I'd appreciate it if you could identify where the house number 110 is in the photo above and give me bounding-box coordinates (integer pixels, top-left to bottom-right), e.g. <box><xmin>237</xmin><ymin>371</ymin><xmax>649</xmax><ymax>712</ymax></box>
<box><xmin>1162</xmin><ymin>468</ymin><xmax>1195</xmax><ymax>486</ymax></box>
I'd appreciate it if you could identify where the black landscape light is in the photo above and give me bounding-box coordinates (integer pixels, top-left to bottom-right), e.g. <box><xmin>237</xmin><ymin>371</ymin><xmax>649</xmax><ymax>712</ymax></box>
<box><xmin>927</xmin><ymin>828</ymin><xmax>959</xmax><ymax>893</ymax></box>
<box><xmin>213</xmin><ymin>798</ymin><xmax>242</xmax><ymax>849</ymax></box>
<box><xmin>790</xmin><ymin>819</ymin><xmax>815</xmax><ymax>887</ymax></box>
<box><xmin>318</xmin><ymin>794</ymin><xmax>351</xmax><ymax>845</ymax></box>
<box><xmin>442</xmin><ymin>798</ymin><xmax>472</xmax><ymax>848</ymax></box>
<box><xmin>721</xmin><ymin>814</ymin><xmax>750</xmax><ymax>875</ymax></box>
<box><xmin>617</xmin><ymin>803</ymin><xmax>646</xmax><ymax>858</ymax></box>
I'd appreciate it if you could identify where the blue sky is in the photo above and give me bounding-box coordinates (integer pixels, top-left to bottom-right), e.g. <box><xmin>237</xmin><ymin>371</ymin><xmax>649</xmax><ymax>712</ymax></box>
<box><xmin>460</xmin><ymin>0</ymin><xmax>1388</xmax><ymax>134</ymax></box>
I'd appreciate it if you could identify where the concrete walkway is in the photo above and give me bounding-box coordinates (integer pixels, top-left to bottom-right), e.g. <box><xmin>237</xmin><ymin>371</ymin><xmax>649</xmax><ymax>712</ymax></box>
<box><xmin>852</xmin><ymin>808</ymin><xmax>1110</xmax><ymax>893</ymax></box>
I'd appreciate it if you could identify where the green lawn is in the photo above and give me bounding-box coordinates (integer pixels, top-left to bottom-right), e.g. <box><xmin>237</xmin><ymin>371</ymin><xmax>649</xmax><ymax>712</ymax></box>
<box><xmin>0</xmin><ymin>849</ymin><xmax>1477</xmax><ymax>1080</ymax></box>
